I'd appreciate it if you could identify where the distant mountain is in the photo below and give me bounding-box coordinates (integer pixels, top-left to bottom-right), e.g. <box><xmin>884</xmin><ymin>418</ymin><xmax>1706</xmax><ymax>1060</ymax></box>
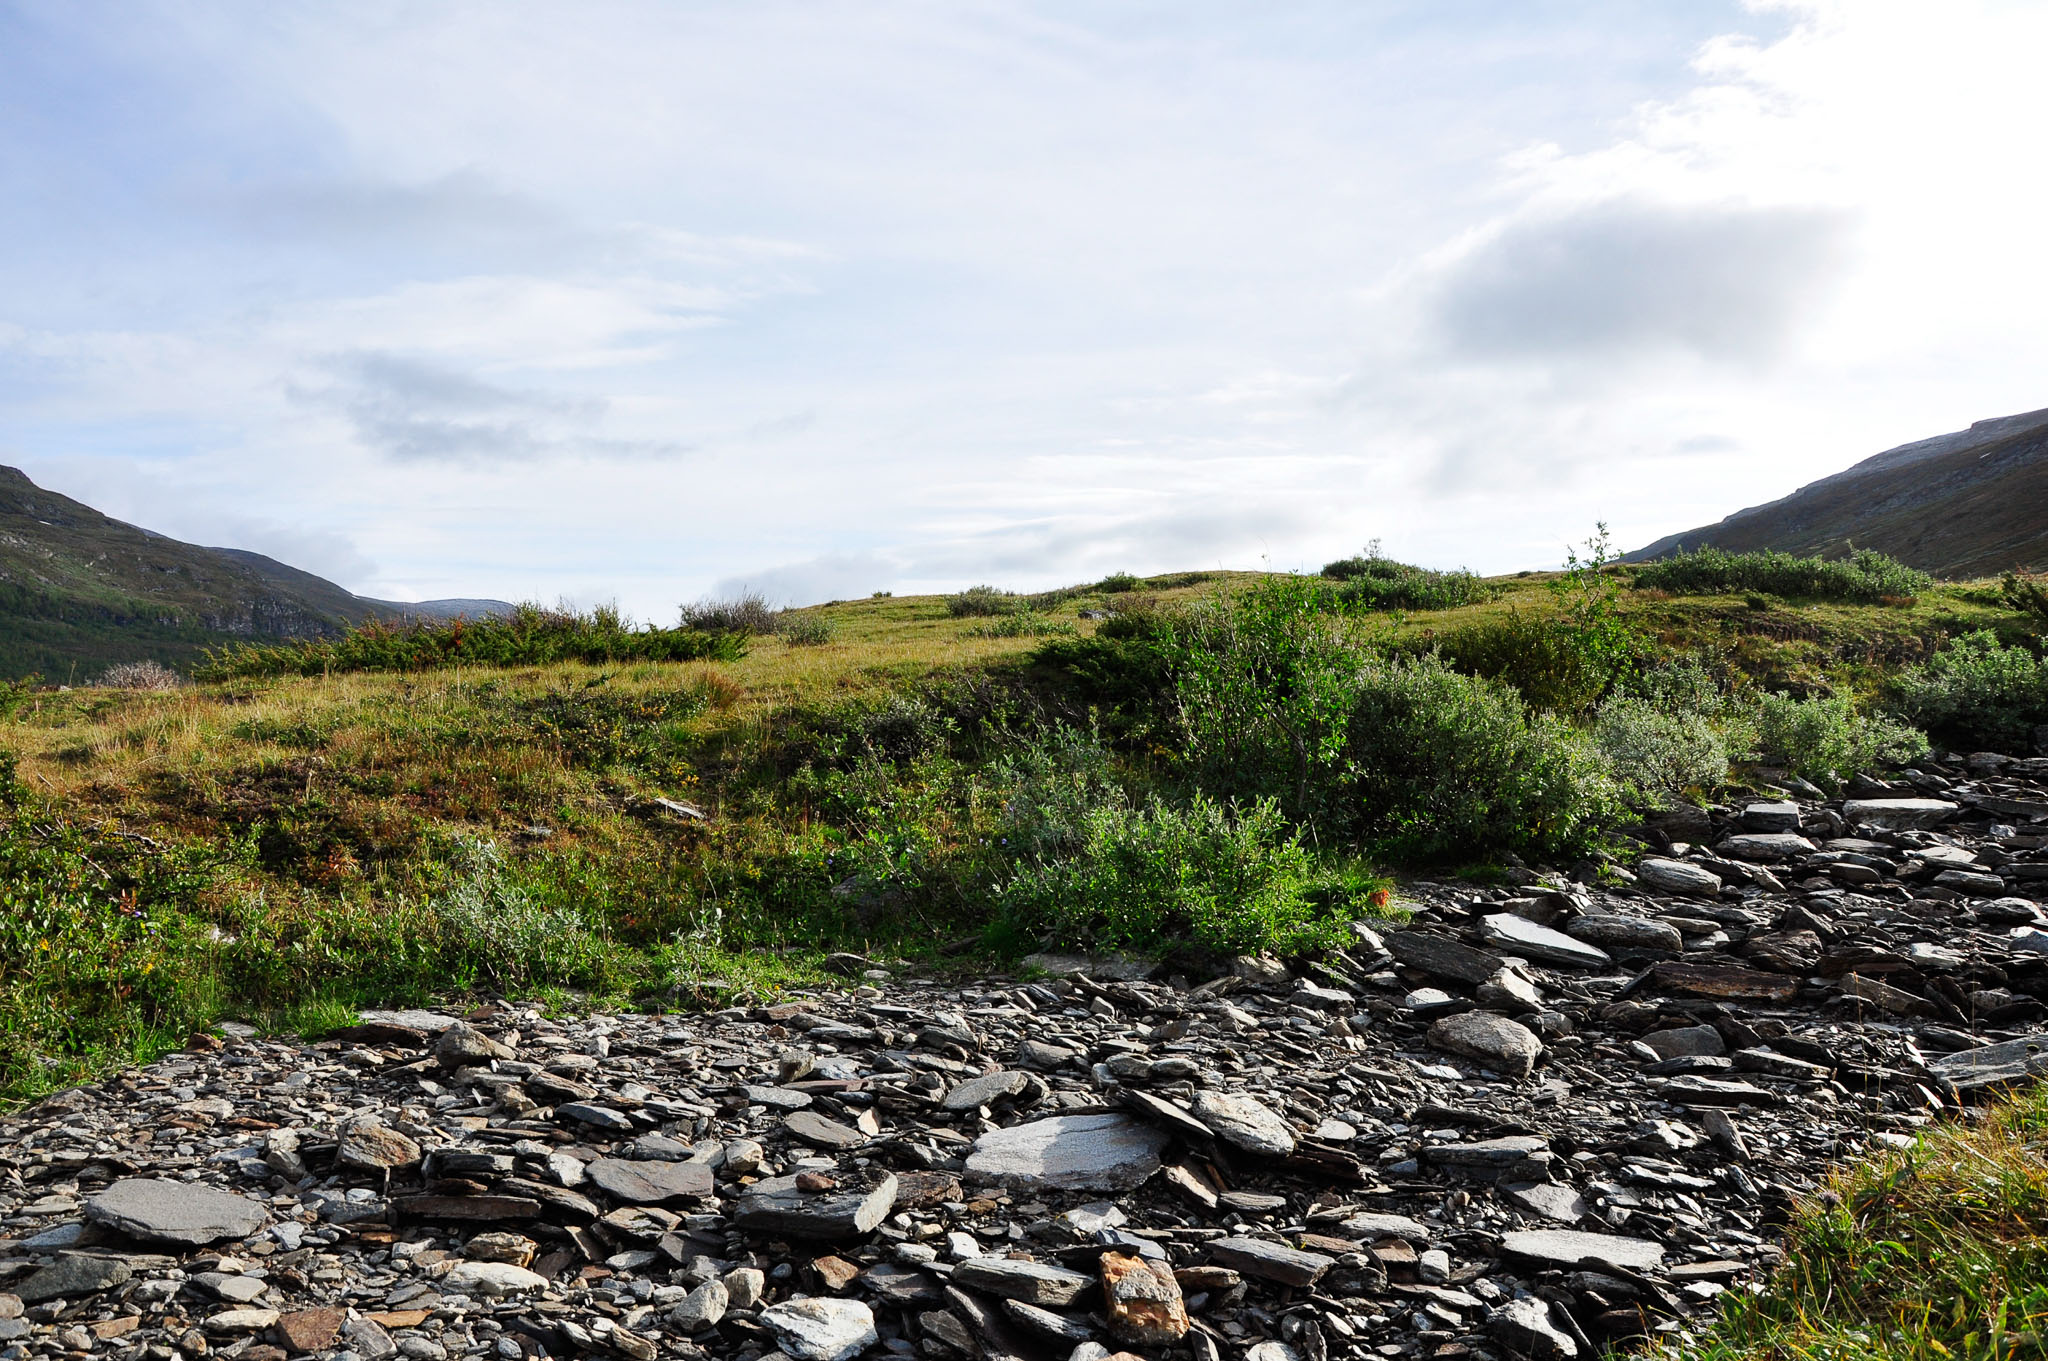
<box><xmin>1630</xmin><ymin>407</ymin><xmax>2048</xmax><ymax>579</ymax></box>
<box><xmin>0</xmin><ymin>466</ymin><xmax>511</xmax><ymax>680</ymax></box>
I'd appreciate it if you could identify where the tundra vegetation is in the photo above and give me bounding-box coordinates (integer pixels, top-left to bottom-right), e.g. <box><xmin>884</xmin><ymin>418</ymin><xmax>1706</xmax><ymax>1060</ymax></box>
<box><xmin>2</xmin><ymin>540</ymin><xmax>2044</xmax><ymax>1105</ymax></box>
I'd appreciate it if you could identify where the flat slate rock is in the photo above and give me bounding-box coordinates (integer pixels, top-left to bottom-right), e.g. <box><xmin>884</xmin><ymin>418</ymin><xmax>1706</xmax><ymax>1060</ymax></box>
<box><xmin>1189</xmin><ymin>1091</ymin><xmax>1297</xmax><ymax>1156</ymax></box>
<box><xmin>1478</xmin><ymin>913</ymin><xmax>1611</xmax><ymax>969</ymax></box>
<box><xmin>86</xmin><ymin>1179</ymin><xmax>267</xmax><ymax>1247</ymax></box>
<box><xmin>1931</xmin><ymin>1033</ymin><xmax>2048</xmax><ymax>1091</ymax></box>
<box><xmin>1206</xmin><ymin>1237</ymin><xmax>1334</xmax><ymax>1286</ymax></box>
<box><xmin>951</xmin><ymin>1258</ymin><xmax>1094</xmax><ymax>1307</ymax></box>
<box><xmin>585</xmin><ymin>1157</ymin><xmax>714</xmax><ymax>1203</ymax></box>
<box><xmin>1842</xmin><ymin>798</ymin><xmax>1957</xmax><ymax>829</ymax></box>
<box><xmin>1714</xmin><ymin>833</ymin><xmax>1816</xmax><ymax>861</ymax></box>
<box><xmin>783</xmin><ymin>1110</ymin><xmax>868</xmax><ymax>1150</ymax></box>
<box><xmin>734</xmin><ymin>1173</ymin><xmax>899</xmax><ymax>1239</ymax></box>
<box><xmin>1337</xmin><ymin>1212</ymin><xmax>1430</xmax><ymax>1242</ymax></box>
<box><xmin>1386</xmin><ymin>932</ymin><xmax>1503</xmax><ymax>985</ymax></box>
<box><xmin>942</xmin><ymin>1070</ymin><xmax>1031</xmax><ymax>1112</ymax></box>
<box><xmin>15</xmin><ymin>1255</ymin><xmax>133</xmax><ymax>1304</ymax></box>
<box><xmin>1500</xmin><ymin>1229</ymin><xmax>1664</xmax><ymax>1271</ymax></box>
<box><xmin>1635</xmin><ymin>857</ymin><xmax>1722</xmax><ymax>898</ymax></box>
<box><xmin>965</xmin><ymin>1113</ymin><xmax>1168</xmax><ymax>1192</ymax></box>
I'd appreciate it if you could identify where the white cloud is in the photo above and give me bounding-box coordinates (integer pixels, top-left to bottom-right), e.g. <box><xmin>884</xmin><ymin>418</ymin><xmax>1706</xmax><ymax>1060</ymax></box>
<box><xmin>6</xmin><ymin>1</ymin><xmax>2048</xmax><ymax>613</ymax></box>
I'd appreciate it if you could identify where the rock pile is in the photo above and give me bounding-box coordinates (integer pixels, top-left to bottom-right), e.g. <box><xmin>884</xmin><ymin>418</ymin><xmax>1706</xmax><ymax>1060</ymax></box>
<box><xmin>8</xmin><ymin>750</ymin><xmax>2048</xmax><ymax>1361</ymax></box>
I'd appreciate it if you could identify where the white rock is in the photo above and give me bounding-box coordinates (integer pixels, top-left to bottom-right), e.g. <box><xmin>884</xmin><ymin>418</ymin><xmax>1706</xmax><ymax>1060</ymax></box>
<box><xmin>760</xmin><ymin>1297</ymin><xmax>878</xmax><ymax>1361</ymax></box>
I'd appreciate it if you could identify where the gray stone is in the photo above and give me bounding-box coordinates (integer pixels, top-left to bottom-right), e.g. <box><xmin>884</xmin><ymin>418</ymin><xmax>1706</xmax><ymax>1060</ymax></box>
<box><xmin>1715</xmin><ymin>833</ymin><xmax>1816</xmax><ymax>862</ymax></box>
<box><xmin>1565</xmin><ymin>913</ymin><xmax>1684</xmax><ymax>953</ymax></box>
<box><xmin>1740</xmin><ymin>801</ymin><xmax>1802</xmax><ymax>833</ymax></box>
<box><xmin>1935</xmin><ymin>869</ymin><xmax>2007</xmax><ymax>897</ymax></box>
<box><xmin>951</xmin><ymin>1258</ymin><xmax>1094</xmax><ymax>1307</ymax></box>
<box><xmin>1842</xmin><ymin>798</ymin><xmax>1957</xmax><ymax>830</ymax></box>
<box><xmin>1425</xmin><ymin>1012</ymin><xmax>1542</xmax><ymax>1078</ymax></box>
<box><xmin>1022</xmin><ymin>951</ymin><xmax>1155</xmax><ymax>981</ymax></box>
<box><xmin>1478</xmin><ymin>914</ymin><xmax>1612</xmax><ymax>969</ymax></box>
<box><xmin>1289</xmin><ymin>983</ymin><xmax>1354</xmax><ymax>1012</ymax></box>
<box><xmin>669</xmin><ymin>1279</ymin><xmax>729</xmax><ymax>1331</ymax></box>
<box><xmin>336</xmin><ymin>1119</ymin><xmax>422</xmax><ymax>1171</ymax></box>
<box><xmin>760</xmin><ymin>1297</ymin><xmax>879</xmax><ymax>1361</ymax></box>
<box><xmin>735</xmin><ymin>1174</ymin><xmax>899</xmax><ymax>1239</ymax></box>
<box><xmin>1386</xmin><ymin>932</ymin><xmax>1504</xmax><ymax>985</ymax></box>
<box><xmin>1640</xmin><ymin>1024</ymin><xmax>1725</xmax><ymax>1060</ymax></box>
<box><xmin>784</xmin><ymin>1110</ymin><xmax>868</xmax><ymax>1149</ymax></box>
<box><xmin>1189</xmin><ymin>1092</ymin><xmax>1297</xmax><ymax>1156</ymax></box>
<box><xmin>441</xmin><ymin>1262</ymin><xmax>547</xmax><ymax>1298</ymax></box>
<box><xmin>942</xmin><ymin>1070</ymin><xmax>1031</xmax><ymax>1111</ymax></box>
<box><xmin>2009</xmin><ymin>927</ymin><xmax>2048</xmax><ymax>955</ymax></box>
<box><xmin>1931</xmin><ymin>1033</ymin><xmax>2048</xmax><ymax>1091</ymax></box>
<box><xmin>1001</xmin><ymin>1299</ymin><xmax>1094</xmax><ymax>1344</ymax></box>
<box><xmin>358</xmin><ymin>1008</ymin><xmax>459</xmax><ymax>1032</ymax></box>
<box><xmin>433</xmin><ymin>1021</ymin><xmax>515</xmax><ymax>1067</ymax></box>
<box><xmin>586</xmin><ymin>1157</ymin><xmax>713</xmax><ymax>1203</ymax></box>
<box><xmin>1639</xmin><ymin>864</ymin><xmax>1716</xmax><ymax>905</ymax></box>
<box><xmin>204</xmin><ymin>1309</ymin><xmax>282</xmax><ymax>1333</ymax></box>
<box><xmin>1490</xmin><ymin>1296</ymin><xmax>1578</xmax><ymax>1359</ymax></box>
<box><xmin>557</xmin><ymin>1102</ymin><xmax>636</xmax><ymax>1131</ymax></box>
<box><xmin>1500</xmin><ymin>1229</ymin><xmax>1664</xmax><ymax>1271</ymax></box>
<box><xmin>1424</xmin><ymin>1136</ymin><xmax>1551</xmax><ymax>1178</ymax></box>
<box><xmin>965</xmin><ymin>1113</ymin><xmax>1168</xmax><ymax>1192</ymax></box>
<box><xmin>1206</xmin><ymin>1237</ymin><xmax>1333</xmax><ymax>1286</ymax></box>
<box><xmin>14</xmin><ymin>1255</ymin><xmax>132</xmax><ymax>1304</ymax></box>
<box><xmin>86</xmin><ymin>1178</ymin><xmax>267</xmax><ymax>1246</ymax></box>
<box><xmin>1504</xmin><ymin>1182</ymin><xmax>1590</xmax><ymax>1223</ymax></box>
<box><xmin>1337</xmin><ymin>1212</ymin><xmax>1430</xmax><ymax>1242</ymax></box>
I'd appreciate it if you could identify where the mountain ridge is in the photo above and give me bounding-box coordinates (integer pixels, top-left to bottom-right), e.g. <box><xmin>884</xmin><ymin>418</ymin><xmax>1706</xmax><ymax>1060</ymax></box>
<box><xmin>0</xmin><ymin>465</ymin><xmax>511</xmax><ymax>679</ymax></box>
<box><xmin>1630</xmin><ymin>406</ymin><xmax>2048</xmax><ymax>577</ymax></box>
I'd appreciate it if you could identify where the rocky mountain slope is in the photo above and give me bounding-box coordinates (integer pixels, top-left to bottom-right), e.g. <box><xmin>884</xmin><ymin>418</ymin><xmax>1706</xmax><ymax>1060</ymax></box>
<box><xmin>0</xmin><ymin>467</ymin><xmax>509</xmax><ymax>679</ymax></box>
<box><xmin>1631</xmin><ymin>406</ymin><xmax>2048</xmax><ymax>578</ymax></box>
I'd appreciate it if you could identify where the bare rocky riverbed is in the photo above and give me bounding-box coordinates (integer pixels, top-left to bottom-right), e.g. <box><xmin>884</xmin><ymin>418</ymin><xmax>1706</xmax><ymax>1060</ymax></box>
<box><xmin>8</xmin><ymin>750</ymin><xmax>2048</xmax><ymax>1361</ymax></box>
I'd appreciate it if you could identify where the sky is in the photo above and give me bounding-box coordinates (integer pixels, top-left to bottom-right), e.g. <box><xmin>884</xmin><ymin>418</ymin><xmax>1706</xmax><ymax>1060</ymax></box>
<box><xmin>3</xmin><ymin>0</ymin><xmax>2047</xmax><ymax>613</ymax></box>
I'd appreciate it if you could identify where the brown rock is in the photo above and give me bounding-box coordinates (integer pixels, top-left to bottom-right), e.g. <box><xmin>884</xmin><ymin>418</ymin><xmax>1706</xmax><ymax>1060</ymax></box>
<box><xmin>809</xmin><ymin>1256</ymin><xmax>861</xmax><ymax>1292</ymax></box>
<box><xmin>336</xmin><ymin>1120</ymin><xmax>422</xmax><ymax>1172</ymax></box>
<box><xmin>1101</xmin><ymin>1252</ymin><xmax>1188</xmax><ymax>1347</ymax></box>
<box><xmin>273</xmin><ymin>1308</ymin><xmax>345</xmax><ymax>1353</ymax></box>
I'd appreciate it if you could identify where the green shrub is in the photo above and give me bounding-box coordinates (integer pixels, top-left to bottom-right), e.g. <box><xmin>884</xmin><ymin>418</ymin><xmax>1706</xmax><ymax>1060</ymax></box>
<box><xmin>946</xmin><ymin>585</ymin><xmax>1022</xmax><ymax>617</ymax></box>
<box><xmin>680</xmin><ymin>593</ymin><xmax>778</xmax><ymax>633</ymax></box>
<box><xmin>1594</xmin><ymin>697</ymin><xmax>1730</xmax><ymax>805</ymax></box>
<box><xmin>1633</xmin><ymin>546</ymin><xmax>1931</xmax><ymax>602</ymax></box>
<box><xmin>1750</xmin><ymin>691</ymin><xmax>1928</xmax><ymax>785</ymax></box>
<box><xmin>1336</xmin><ymin>653</ymin><xmax>1623</xmax><ymax>860</ymax></box>
<box><xmin>200</xmin><ymin>605</ymin><xmax>746</xmax><ymax>679</ymax></box>
<box><xmin>1161</xmin><ymin>580</ymin><xmax>1620</xmax><ymax>860</ymax></box>
<box><xmin>994</xmin><ymin>790</ymin><xmax>1367</xmax><ymax>956</ymax></box>
<box><xmin>969</xmin><ymin>610</ymin><xmax>1075</xmax><ymax>639</ymax></box>
<box><xmin>426</xmin><ymin>838</ymin><xmax>610</xmax><ymax>989</ymax></box>
<box><xmin>1097</xmin><ymin>572</ymin><xmax>1143</xmax><ymax>593</ymax></box>
<box><xmin>775</xmin><ymin>612</ymin><xmax>837</xmax><ymax>646</ymax></box>
<box><xmin>2003</xmin><ymin>572</ymin><xmax>2048</xmax><ymax>624</ymax></box>
<box><xmin>1321</xmin><ymin>545</ymin><xmax>1495</xmax><ymax>611</ymax></box>
<box><xmin>1893</xmin><ymin>629</ymin><xmax>2048</xmax><ymax>748</ymax></box>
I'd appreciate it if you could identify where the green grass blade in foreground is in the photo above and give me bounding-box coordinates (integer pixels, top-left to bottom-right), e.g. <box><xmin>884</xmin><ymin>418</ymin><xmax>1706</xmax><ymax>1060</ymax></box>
<box><xmin>1669</xmin><ymin>1082</ymin><xmax>2048</xmax><ymax>1361</ymax></box>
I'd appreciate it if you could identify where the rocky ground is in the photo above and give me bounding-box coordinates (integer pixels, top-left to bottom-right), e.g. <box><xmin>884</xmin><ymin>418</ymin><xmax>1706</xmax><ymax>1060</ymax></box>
<box><xmin>10</xmin><ymin>750</ymin><xmax>2048</xmax><ymax>1361</ymax></box>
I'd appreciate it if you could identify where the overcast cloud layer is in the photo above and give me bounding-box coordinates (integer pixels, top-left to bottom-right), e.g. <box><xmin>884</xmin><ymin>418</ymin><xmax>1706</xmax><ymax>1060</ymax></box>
<box><xmin>3</xmin><ymin>1</ymin><xmax>2046</xmax><ymax>611</ymax></box>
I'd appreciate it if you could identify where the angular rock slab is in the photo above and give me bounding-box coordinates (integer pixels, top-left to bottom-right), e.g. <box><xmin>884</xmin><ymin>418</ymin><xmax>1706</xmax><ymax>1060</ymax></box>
<box><xmin>1635</xmin><ymin>857</ymin><xmax>1722</xmax><ymax>898</ymax></box>
<box><xmin>1478</xmin><ymin>914</ymin><xmax>1611</xmax><ymax>969</ymax></box>
<box><xmin>951</xmin><ymin>1258</ymin><xmax>1093</xmax><ymax>1307</ymax></box>
<box><xmin>586</xmin><ymin>1157</ymin><xmax>713</xmax><ymax>1204</ymax></box>
<box><xmin>1500</xmin><ymin>1229</ymin><xmax>1663</xmax><ymax>1271</ymax></box>
<box><xmin>760</xmin><ymin>1297</ymin><xmax>879</xmax><ymax>1361</ymax></box>
<box><xmin>965</xmin><ymin>1113</ymin><xmax>1167</xmax><ymax>1192</ymax></box>
<box><xmin>1386</xmin><ymin>931</ymin><xmax>1503</xmax><ymax>985</ymax></box>
<box><xmin>734</xmin><ymin>1174</ymin><xmax>898</xmax><ymax>1240</ymax></box>
<box><xmin>15</xmin><ymin>1255</ymin><xmax>132</xmax><ymax>1304</ymax></box>
<box><xmin>1931</xmin><ymin>1033</ymin><xmax>2048</xmax><ymax>1092</ymax></box>
<box><xmin>1842</xmin><ymin>798</ymin><xmax>1957</xmax><ymax>830</ymax></box>
<box><xmin>86</xmin><ymin>1179</ymin><xmax>267</xmax><ymax>1247</ymax></box>
<box><xmin>1715</xmin><ymin>833</ymin><xmax>1815</xmax><ymax>862</ymax></box>
<box><xmin>1426</xmin><ymin>1011</ymin><xmax>1542</xmax><ymax>1079</ymax></box>
<box><xmin>1189</xmin><ymin>1091</ymin><xmax>1297</xmax><ymax>1156</ymax></box>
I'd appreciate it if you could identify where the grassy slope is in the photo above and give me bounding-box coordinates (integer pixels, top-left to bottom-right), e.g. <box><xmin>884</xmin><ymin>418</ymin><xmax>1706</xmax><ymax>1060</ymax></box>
<box><xmin>0</xmin><ymin>569</ymin><xmax>2036</xmax><ymax>1104</ymax></box>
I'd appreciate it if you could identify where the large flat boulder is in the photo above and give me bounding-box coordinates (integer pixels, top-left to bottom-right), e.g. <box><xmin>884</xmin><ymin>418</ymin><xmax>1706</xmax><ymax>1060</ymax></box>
<box><xmin>966</xmin><ymin>1113</ymin><xmax>1167</xmax><ymax>1192</ymax></box>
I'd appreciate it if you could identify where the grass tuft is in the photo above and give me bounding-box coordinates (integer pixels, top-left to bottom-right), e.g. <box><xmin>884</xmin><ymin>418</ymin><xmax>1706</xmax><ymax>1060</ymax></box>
<box><xmin>1672</xmin><ymin>1084</ymin><xmax>2048</xmax><ymax>1361</ymax></box>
